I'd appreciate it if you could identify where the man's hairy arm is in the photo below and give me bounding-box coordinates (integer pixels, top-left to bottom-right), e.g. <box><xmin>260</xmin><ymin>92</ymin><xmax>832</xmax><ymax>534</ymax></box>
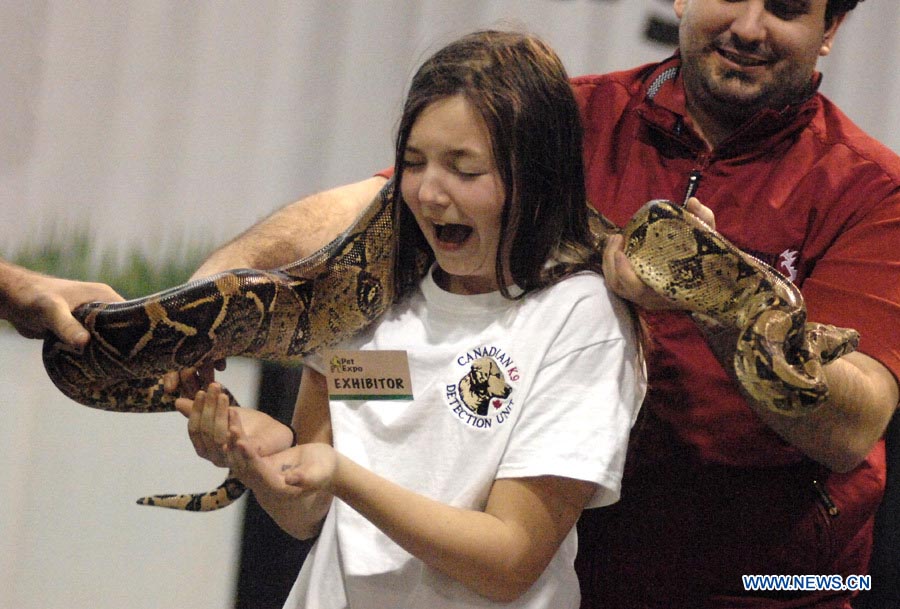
<box><xmin>164</xmin><ymin>176</ymin><xmax>387</xmax><ymax>394</ymax></box>
<box><xmin>191</xmin><ymin>176</ymin><xmax>388</xmax><ymax>279</ymax></box>
<box><xmin>752</xmin><ymin>352</ymin><xmax>898</xmax><ymax>473</ymax></box>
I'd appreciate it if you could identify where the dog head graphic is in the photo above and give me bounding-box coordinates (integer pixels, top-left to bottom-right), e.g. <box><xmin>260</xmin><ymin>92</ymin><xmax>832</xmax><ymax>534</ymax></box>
<box><xmin>457</xmin><ymin>356</ymin><xmax>513</xmax><ymax>417</ymax></box>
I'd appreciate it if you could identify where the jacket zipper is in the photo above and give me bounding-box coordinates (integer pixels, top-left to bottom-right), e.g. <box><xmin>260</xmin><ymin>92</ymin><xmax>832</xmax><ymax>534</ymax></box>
<box><xmin>682</xmin><ymin>140</ymin><xmax>715</xmax><ymax>207</ymax></box>
<box><xmin>682</xmin><ymin>170</ymin><xmax>703</xmax><ymax>207</ymax></box>
<box><xmin>812</xmin><ymin>478</ymin><xmax>841</xmax><ymax>518</ymax></box>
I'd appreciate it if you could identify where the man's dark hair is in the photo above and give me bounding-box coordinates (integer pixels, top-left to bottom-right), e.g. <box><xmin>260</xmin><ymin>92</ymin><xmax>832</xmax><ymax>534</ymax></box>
<box><xmin>826</xmin><ymin>0</ymin><xmax>864</xmax><ymax>23</ymax></box>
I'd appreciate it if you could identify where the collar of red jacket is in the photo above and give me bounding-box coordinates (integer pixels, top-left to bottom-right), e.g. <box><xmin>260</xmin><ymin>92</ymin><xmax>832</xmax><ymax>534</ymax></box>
<box><xmin>635</xmin><ymin>53</ymin><xmax>822</xmax><ymax>160</ymax></box>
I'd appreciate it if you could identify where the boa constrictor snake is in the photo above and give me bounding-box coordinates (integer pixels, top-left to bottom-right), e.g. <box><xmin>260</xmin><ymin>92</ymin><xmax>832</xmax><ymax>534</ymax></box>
<box><xmin>42</xmin><ymin>180</ymin><xmax>859</xmax><ymax>511</ymax></box>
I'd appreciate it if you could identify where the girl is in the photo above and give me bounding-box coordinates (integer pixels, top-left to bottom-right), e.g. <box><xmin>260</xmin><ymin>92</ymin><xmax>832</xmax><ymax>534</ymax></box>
<box><xmin>180</xmin><ymin>30</ymin><xmax>644</xmax><ymax>608</ymax></box>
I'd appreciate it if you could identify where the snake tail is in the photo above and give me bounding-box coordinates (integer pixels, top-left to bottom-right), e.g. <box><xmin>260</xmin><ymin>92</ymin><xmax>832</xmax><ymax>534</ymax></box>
<box><xmin>136</xmin><ymin>477</ymin><xmax>247</xmax><ymax>511</ymax></box>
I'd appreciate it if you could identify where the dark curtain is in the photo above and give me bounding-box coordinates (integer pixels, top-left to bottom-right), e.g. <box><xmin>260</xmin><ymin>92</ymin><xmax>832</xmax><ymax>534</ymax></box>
<box><xmin>854</xmin><ymin>411</ymin><xmax>900</xmax><ymax>608</ymax></box>
<box><xmin>234</xmin><ymin>362</ymin><xmax>314</xmax><ymax>609</ymax></box>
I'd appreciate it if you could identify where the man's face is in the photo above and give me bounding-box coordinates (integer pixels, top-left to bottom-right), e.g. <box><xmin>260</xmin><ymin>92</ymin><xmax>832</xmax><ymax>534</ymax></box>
<box><xmin>674</xmin><ymin>0</ymin><xmax>844</xmax><ymax>122</ymax></box>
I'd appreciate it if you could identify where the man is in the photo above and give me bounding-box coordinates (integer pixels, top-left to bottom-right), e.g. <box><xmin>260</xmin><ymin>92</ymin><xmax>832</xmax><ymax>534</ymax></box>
<box><xmin>572</xmin><ymin>3</ymin><xmax>898</xmax><ymax>606</ymax></box>
<box><xmin>0</xmin><ymin>258</ymin><xmax>121</xmax><ymax>347</ymax></box>
<box><xmin>179</xmin><ymin>1</ymin><xmax>899</xmax><ymax>607</ymax></box>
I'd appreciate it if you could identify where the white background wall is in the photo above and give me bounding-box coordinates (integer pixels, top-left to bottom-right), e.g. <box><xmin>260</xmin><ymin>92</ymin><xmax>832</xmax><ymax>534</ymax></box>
<box><xmin>3</xmin><ymin>1</ymin><xmax>897</xmax><ymax>262</ymax></box>
<box><xmin>0</xmin><ymin>333</ymin><xmax>259</xmax><ymax>609</ymax></box>
<box><xmin>1</xmin><ymin>2</ymin><xmax>899</xmax><ymax>609</ymax></box>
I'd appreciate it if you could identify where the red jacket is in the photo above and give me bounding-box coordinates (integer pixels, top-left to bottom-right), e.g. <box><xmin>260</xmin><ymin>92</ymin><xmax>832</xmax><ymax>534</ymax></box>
<box><xmin>573</xmin><ymin>55</ymin><xmax>900</xmax><ymax>608</ymax></box>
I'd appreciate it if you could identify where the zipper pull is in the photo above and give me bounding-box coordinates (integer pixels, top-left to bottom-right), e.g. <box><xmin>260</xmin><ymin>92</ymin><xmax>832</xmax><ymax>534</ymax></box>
<box><xmin>812</xmin><ymin>479</ymin><xmax>840</xmax><ymax>518</ymax></box>
<box><xmin>682</xmin><ymin>170</ymin><xmax>702</xmax><ymax>207</ymax></box>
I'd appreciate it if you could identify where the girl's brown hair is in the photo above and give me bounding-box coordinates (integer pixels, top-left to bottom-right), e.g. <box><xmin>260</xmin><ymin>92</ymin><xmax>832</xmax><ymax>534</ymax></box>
<box><xmin>392</xmin><ymin>30</ymin><xmax>600</xmax><ymax>298</ymax></box>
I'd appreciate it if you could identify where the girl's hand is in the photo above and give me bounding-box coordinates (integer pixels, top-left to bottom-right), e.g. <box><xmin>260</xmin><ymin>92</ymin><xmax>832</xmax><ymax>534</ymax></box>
<box><xmin>223</xmin><ymin>409</ymin><xmax>335</xmax><ymax>540</ymax></box>
<box><xmin>175</xmin><ymin>382</ymin><xmax>293</xmax><ymax>468</ymax></box>
<box><xmin>227</xmin><ymin>426</ymin><xmax>338</xmax><ymax>496</ymax></box>
<box><xmin>278</xmin><ymin>443</ymin><xmax>340</xmax><ymax>493</ymax></box>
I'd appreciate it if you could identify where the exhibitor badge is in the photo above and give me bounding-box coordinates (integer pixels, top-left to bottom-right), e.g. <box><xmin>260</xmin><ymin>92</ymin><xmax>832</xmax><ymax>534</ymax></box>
<box><xmin>324</xmin><ymin>350</ymin><xmax>413</xmax><ymax>401</ymax></box>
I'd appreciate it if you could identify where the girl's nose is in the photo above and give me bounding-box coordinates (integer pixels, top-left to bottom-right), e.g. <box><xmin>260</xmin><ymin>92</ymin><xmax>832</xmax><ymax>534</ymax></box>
<box><xmin>416</xmin><ymin>167</ymin><xmax>450</xmax><ymax>208</ymax></box>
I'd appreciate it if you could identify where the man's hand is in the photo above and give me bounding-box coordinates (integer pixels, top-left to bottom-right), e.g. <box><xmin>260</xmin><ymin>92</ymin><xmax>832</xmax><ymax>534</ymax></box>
<box><xmin>163</xmin><ymin>360</ymin><xmax>226</xmax><ymax>400</ymax></box>
<box><xmin>0</xmin><ymin>262</ymin><xmax>123</xmax><ymax>347</ymax></box>
<box><xmin>602</xmin><ymin>197</ymin><xmax>715</xmax><ymax>309</ymax></box>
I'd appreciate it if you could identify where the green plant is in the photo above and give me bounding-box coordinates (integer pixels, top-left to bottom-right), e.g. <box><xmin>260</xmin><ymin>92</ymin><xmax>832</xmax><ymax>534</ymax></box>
<box><xmin>6</xmin><ymin>230</ymin><xmax>209</xmax><ymax>300</ymax></box>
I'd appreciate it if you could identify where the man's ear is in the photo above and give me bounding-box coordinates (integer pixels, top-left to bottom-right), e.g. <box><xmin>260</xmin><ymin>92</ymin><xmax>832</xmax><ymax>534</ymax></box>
<box><xmin>820</xmin><ymin>13</ymin><xmax>847</xmax><ymax>57</ymax></box>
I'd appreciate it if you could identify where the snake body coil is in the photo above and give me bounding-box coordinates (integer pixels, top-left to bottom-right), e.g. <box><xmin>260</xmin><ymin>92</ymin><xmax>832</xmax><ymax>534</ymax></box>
<box><xmin>43</xmin><ymin>181</ymin><xmax>409</xmax><ymax>510</ymax></box>
<box><xmin>611</xmin><ymin>200</ymin><xmax>858</xmax><ymax>413</ymax></box>
<box><xmin>42</xmin><ymin>187</ymin><xmax>858</xmax><ymax>511</ymax></box>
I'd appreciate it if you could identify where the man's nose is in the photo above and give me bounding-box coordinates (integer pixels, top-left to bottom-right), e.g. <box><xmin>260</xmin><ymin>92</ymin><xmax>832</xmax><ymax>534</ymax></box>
<box><xmin>730</xmin><ymin>0</ymin><xmax>768</xmax><ymax>47</ymax></box>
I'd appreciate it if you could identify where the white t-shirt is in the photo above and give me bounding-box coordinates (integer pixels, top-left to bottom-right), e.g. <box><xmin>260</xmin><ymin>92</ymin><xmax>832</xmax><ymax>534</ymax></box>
<box><xmin>284</xmin><ymin>267</ymin><xmax>645</xmax><ymax>609</ymax></box>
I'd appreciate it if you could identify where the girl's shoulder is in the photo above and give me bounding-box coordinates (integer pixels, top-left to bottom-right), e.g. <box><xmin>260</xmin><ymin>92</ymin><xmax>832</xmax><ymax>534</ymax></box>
<box><xmin>530</xmin><ymin>270</ymin><xmax>612</xmax><ymax>307</ymax></box>
<box><xmin>526</xmin><ymin>271</ymin><xmax>633</xmax><ymax>342</ymax></box>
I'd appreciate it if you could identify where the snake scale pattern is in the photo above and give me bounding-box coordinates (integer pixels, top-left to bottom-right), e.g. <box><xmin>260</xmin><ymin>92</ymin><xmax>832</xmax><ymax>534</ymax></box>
<box><xmin>606</xmin><ymin>201</ymin><xmax>858</xmax><ymax>413</ymax></box>
<box><xmin>42</xmin><ymin>183</ymin><xmax>858</xmax><ymax>511</ymax></box>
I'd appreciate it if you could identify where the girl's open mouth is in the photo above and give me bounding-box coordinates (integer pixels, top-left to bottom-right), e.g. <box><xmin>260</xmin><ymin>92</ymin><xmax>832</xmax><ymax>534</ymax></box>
<box><xmin>435</xmin><ymin>223</ymin><xmax>473</xmax><ymax>244</ymax></box>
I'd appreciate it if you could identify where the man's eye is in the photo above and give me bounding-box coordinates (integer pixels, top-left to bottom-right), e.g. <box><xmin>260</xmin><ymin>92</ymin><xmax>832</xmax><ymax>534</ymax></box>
<box><xmin>767</xmin><ymin>0</ymin><xmax>809</xmax><ymax>20</ymax></box>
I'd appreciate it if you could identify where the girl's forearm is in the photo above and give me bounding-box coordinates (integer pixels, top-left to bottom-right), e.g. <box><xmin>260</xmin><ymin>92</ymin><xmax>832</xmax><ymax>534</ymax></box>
<box><xmin>328</xmin><ymin>454</ymin><xmax>586</xmax><ymax>603</ymax></box>
<box><xmin>253</xmin><ymin>484</ymin><xmax>333</xmax><ymax>541</ymax></box>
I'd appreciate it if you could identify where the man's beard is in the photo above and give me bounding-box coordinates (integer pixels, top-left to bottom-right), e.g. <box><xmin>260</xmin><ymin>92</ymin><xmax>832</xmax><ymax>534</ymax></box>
<box><xmin>681</xmin><ymin>53</ymin><xmax>815</xmax><ymax>130</ymax></box>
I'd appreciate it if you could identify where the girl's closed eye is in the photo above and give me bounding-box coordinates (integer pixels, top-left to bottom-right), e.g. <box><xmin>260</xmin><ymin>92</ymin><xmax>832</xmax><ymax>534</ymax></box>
<box><xmin>452</xmin><ymin>163</ymin><xmax>487</xmax><ymax>178</ymax></box>
<box><xmin>401</xmin><ymin>155</ymin><xmax>425</xmax><ymax>171</ymax></box>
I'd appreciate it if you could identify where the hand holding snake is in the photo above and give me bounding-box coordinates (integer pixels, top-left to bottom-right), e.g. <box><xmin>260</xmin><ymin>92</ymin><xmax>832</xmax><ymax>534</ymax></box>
<box><xmin>602</xmin><ymin>197</ymin><xmax>714</xmax><ymax>310</ymax></box>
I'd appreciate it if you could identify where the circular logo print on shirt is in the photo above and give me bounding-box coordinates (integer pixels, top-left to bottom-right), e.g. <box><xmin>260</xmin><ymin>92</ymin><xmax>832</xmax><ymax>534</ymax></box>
<box><xmin>444</xmin><ymin>345</ymin><xmax>519</xmax><ymax>430</ymax></box>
